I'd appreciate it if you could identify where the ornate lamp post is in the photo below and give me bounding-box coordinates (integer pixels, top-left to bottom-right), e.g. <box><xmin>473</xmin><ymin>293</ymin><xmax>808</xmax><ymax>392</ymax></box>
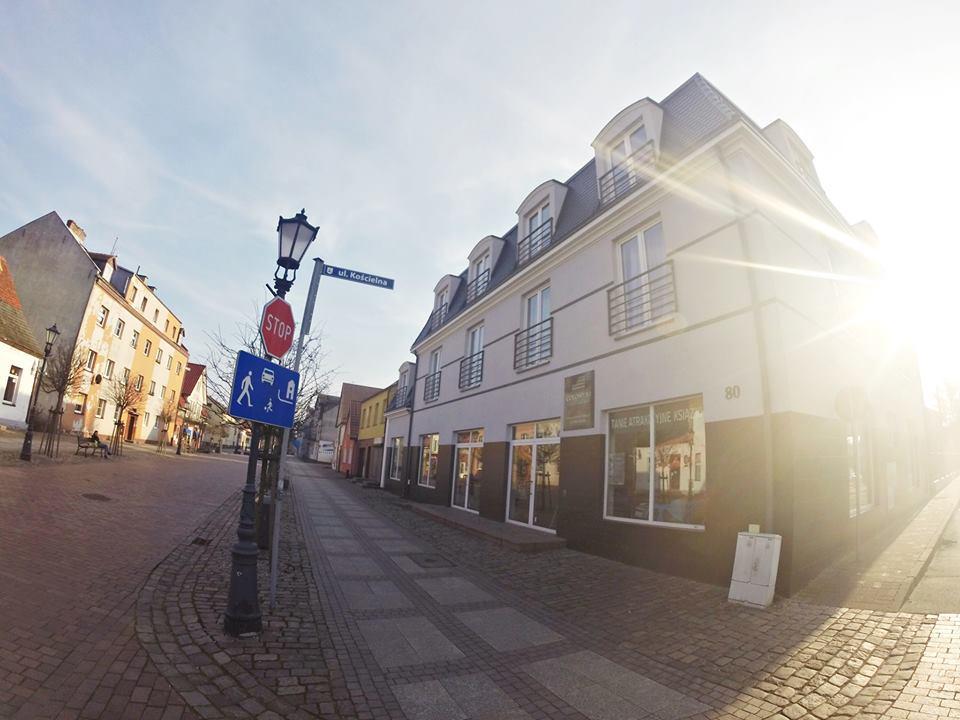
<box><xmin>223</xmin><ymin>210</ymin><xmax>318</xmax><ymax>637</ymax></box>
<box><xmin>20</xmin><ymin>323</ymin><xmax>60</xmax><ymax>461</ymax></box>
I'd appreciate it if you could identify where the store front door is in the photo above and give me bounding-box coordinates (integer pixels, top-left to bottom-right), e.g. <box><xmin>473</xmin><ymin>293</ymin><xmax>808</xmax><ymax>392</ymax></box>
<box><xmin>451</xmin><ymin>429</ymin><xmax>483</xmax><ymax>512</ymax></box>
<box><xmin>507</xmin><ymin>420</ymin><xmax>561</xmax><ymax>532</ymax></box>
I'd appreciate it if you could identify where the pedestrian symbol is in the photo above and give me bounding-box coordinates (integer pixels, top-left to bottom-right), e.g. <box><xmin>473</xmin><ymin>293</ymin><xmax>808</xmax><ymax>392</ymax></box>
<box><xmin>228</xmin><ymin>351</ymin><xmax>300</xmax><ymax>429</ymax></box>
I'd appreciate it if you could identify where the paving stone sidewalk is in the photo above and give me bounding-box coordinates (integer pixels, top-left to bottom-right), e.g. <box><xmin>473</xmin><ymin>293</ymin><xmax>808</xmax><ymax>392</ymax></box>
<box><xmin>124</xmin><ymin>460</ymin><xmax>960</xmax><ymax>719</ymax></box>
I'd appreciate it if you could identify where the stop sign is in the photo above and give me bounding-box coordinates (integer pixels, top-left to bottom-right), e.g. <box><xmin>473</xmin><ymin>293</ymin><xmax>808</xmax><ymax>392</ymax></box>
<box><xmin>260</xmin><ymin>297</ymin><xmax>295</xmax><ymax>359</ymax></box>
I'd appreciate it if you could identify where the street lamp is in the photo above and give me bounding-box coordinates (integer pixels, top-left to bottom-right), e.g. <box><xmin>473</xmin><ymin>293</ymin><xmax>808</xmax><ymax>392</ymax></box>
<box><xmin>224</xmin><ymin>209</ymin><xmax>317</xmax><ymax>637</ymax></box>
<box><xmin>20</xmin><ymin>323</ymin><xmax>60</xmax><ymax>461</ymax></box>
<box><xmin>273</xmin><ymin>209</ymin><xmax>319</xmax><ymax>298</ymax></box>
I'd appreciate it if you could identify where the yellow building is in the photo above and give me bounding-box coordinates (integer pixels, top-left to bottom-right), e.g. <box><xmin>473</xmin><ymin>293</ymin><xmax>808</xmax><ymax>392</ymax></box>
<box><xmin>357</xmin><ymin>382</ymin><xmax>396</xmax><ymax>483</ymax></box>
<box><xmin>73</xmin><ymin>253</ymin><xmax>190</xmax><ymax>444</ymax></box>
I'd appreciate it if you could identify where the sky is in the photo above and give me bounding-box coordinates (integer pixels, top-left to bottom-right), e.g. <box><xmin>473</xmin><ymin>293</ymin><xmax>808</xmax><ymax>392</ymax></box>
<box><xmin>1</xmin><ymin>0</ymin><xmax>958</xmax><ymax>397</ymax></box>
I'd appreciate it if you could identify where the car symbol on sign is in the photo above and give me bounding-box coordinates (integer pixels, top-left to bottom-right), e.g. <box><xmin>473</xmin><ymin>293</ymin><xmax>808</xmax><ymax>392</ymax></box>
<box><xmin>261</xmin><ymin>368</ymin><xmax>275</xmax><ymax>386</ymax></box>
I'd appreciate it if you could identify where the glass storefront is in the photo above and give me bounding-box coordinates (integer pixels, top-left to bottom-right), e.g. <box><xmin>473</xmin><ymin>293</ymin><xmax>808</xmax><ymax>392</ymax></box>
<box><xmin>605</xmin><ymin>395</ymin><xmax>706</xmax><ymax>528</ymax></box>
<box><xmin>419</xmin><ymin>433</ymin><xmax>439</xmax><ymax>488</ymax></box>
<box><xmin>508</xmin><ymin>420</ymin><xmax>561</xmax><ymax>531</ymax></box>
<box><xmin>453</xmin><ymin>429</ymin><xmax>483</xmax><ymax>512</ymax></box>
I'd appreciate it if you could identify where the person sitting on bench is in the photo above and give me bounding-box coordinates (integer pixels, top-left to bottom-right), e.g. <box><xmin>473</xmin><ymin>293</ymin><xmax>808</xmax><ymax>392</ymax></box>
<box><xmin>91</xmin><ymin>430</ymin><xmax>111</xmax><ymax>457</ymax></box>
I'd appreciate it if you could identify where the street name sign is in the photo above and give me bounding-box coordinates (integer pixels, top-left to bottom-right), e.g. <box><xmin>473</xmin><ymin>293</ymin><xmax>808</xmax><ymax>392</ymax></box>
<box><xmin>322</xmin><ymin>263</ymin><xmax>394</xmax><ymax>290</ymax></box>
<box><xmin>260</xmin><ymin>297</ymin><xmax>295</xmax><ymax>359</ymax></box>
<box><xmin>228</xmin><ymin>350</ymin><xmax>300</xmax><ymax>428</ymax></box>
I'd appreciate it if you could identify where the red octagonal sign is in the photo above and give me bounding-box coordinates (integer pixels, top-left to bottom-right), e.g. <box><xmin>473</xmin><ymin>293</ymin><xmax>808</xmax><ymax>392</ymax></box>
<box><xmin>260</xmin><ymin>297</ymin><xmax>295</xmax><ymax>359</ymax></box>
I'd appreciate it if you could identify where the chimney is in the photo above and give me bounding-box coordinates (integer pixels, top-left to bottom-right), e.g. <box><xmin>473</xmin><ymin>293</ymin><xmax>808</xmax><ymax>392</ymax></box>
<box><xmin>66</xmin><ymin>219</ymin><xmax>86</xmax><ymax>244</ymax></box>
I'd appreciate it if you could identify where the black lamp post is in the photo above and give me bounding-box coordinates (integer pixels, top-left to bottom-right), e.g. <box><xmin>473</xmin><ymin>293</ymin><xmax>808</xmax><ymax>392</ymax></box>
<box><xmin>223</xmin><ymin>209</ymin><xmax>317</xmax><ymax>637</ymax></box>
<box><xmin>20</xmin><ymin>323</ymin><xmax>60</xmax><ymax>462</ymax></box>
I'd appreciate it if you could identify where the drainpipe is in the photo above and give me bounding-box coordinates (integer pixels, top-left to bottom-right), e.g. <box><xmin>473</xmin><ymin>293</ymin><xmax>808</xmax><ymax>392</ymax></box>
<box><xmin>404</xmin><ymin>356</ymin><xmax>419</xmax><ymax>498</ymax></box>
<box><xmin>718</xmin><ymin>145</ymin><xmax>776</xmax><ymax>532</ymax></box>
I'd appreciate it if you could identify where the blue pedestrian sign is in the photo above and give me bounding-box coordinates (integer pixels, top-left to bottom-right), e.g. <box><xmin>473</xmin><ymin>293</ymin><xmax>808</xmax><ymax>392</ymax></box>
<box><xmin>228</xmin><ymin>350</ymin><xmax>300</xmax><ymax>429</ymax></box>
<box><xmin>322</xmin><ymin>263</ymin><xmax>394</xmax><ymax>290</ymax></box>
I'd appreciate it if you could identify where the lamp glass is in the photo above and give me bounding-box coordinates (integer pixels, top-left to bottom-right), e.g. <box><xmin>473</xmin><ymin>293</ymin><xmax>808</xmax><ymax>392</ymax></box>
<box><xmin>45</xmin><ymin>324</ymin><xmax>60</xmax><ymax>346</ymax></box>
<box><xmin>276</xmin><ymin>211</ymin><xmax>319</xmax><ymax>270</ymax></box>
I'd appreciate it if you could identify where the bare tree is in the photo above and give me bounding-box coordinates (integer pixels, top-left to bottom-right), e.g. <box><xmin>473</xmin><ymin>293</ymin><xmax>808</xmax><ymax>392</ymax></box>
<box><xmin>106</xmin><ymin>374</ymin><xmax>144</xmax><ymax>455</ymax></box>
<box><xmin>39</xmin><ymin>344</ymin><xmax>86</xmax><ymax>456</ymax></box>
<box><xmin>157</xmin><ymin>397</ymin><xmax>178</xmax><ymax>453</ymax></box>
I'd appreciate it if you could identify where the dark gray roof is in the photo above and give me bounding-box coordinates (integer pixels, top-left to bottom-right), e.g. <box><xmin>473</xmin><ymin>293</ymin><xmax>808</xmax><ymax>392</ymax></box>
<box><xmin>412</xmin><ymin>73</ymin><xmax>752</xmax><ymax>349</ymax></box>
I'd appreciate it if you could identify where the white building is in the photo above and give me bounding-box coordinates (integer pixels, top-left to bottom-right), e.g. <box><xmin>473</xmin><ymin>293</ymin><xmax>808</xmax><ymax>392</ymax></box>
<box><xmin>0</xmin><ymin>256</ymin><xmax>42</xmax><ymax>429</ymax></box>
<box><xmin>386</xmin><ymin>73</ymin><xmax>927</xmax><ymax>595</ymax></box>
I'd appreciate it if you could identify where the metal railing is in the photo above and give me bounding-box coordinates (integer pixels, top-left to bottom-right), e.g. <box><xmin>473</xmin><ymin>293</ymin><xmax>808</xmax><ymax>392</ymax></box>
<box><xmin>598</xmin><ymin>140</ymin><xmax>656</xmax><ymax>205</ymax></box>
<box><xmin>514</xmin><ymin>317</ymin><xmax>553</xmax><ymax>370</ymax></box>
<box><xmin>428</xmin><ymin>303</ymin><xmax>448</xmax><ymax>332</ymax></box>
<box><xmin>458</xmin><ymin>351</ymin><xmax>484</xmax><ymax>389</ymax></box>
<box><xmin>517</xmin><ymin>218</ymin><xmax>553</xmax><ymax>266</ymax></box>
<box><xmin>465</xmin><ymin>269</ymin><xmax>490</xmax><ymax>304</ymax></box>
<box><xmin>386</xmin><ymin>385</ymin><xmax>411</xmax><ymax>412</ymax></box>
<box><xmin>607</xmin><ymin>260</ymin><xmax>676</xmax><ymax>335</ymax></box>
<box><xmin>423</xmin><ymin>371</ymin><xmax>441</xmax><ymax>402</ymax></box>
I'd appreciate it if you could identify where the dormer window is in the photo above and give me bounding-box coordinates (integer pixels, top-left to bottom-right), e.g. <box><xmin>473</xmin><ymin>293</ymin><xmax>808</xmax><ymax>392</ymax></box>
<box><xmin>430</xmin><ymin>288</ymin><xmax>448</xmax><ymax>330</ymax></box>
<box><xmin>466</xmin><ymin>253</ymin><xmax>491</xmax><ymax>303</ymax></box>
<box><xmin>610</xmin><ymin>125</ymin><xmax>648</xmax><ymax>167</ymax></box>
<box><xmin>519</xmin><ymin>202</ymin><xmax>553</xmax><ymax>265</ymax></box>
<box><xmin>600</xmin><ymin>124</ymin><xmax>655</xmax><ymax>204</ymax></box>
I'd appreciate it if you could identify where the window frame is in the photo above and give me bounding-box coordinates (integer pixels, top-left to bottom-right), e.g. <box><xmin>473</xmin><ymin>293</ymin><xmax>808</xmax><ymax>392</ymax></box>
<box><xmin>74</xmin><ymin>393</ymin><xmax>87</xmax><ymax>415</ymax></box>
<box><xmin>3</xmin><ymin>365</ymin><xmax>22</xmax><ymax>405</ymax></box>
<box><xmin>85</xmin><ymin>349</ymin><xmax>97</xmax><ymax>372</ymax></box>
<box><xmin>608</xmin><ymin>123</ymin><xmax>648</xmax><ymax>167</ymax></box>
<box><xmin>104</xmin><ymin>359</ymin><xmax>115</xmax><ymax>379</ymax></box>
<box><xmin>114</xmin><ymin>318</ymin><xmax>125</xmax><ymax>338</ymax></box>
<box><xmin>95</xmin><ymin>398</ymin><xmax>107</xmax><ymax>419</ymax></box>
<box><xmin>601</xmin><ymin>395</ymin><xmax>707</xmax><ymax>532</ymax></box>
<box><xmin>418</xmin><ymin>433</ymin><xmax>440</xmax><ymax>488</ymax></box>
<box><xmin>144</xmin><ymin>339</ymin><xmax>152</xmax><ymax>357</ymax></box>
<box><xmin>131</xmin><ymin>330</ymin><xmax>139</xmax><ymax>349</ymax></box>
<box><xmin>389</xmin><ymin>436</ymin><xmax>405</xmax><ymax>481</ymax></box>
<box><xmin>97</xmin><ymin>305</ymin><xmax>109</xmax><ymax>327</ymax></box>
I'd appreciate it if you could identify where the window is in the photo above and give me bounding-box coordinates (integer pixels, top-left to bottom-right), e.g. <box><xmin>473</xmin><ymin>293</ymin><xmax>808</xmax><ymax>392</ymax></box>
<box><xmin>148</xmin><ymin>381</ymin><xmax>156</xmax><ymax>396</ymax></box>
<box><xmin>131</xmin><ymin>330</ymin><xmax>139</xmax><ymax>349</ymax></box>
<box><xmin>156</xmin><ymin>348</ymin><xmax>162</xmax><ymax>364</ymax></box>
<box><xmin>362</xmin><ymin>408</ymin><xmax>368</xmax><ymax>427</ymax></box>
<box><xmin>508</xmin><ymin>421</ymin><xmax>560</xmax><ymax>530</ymax></box>
<box><xmin>135</xmin><ymin>374</ymin><xmax>144</xmax><ymax>391</ymax></box>
<box><xmin>516</xmin><ymin>286</ymin><xmax>552</xmax><ymax>369</ymax></box>
<box><xmin>389</xmin><ymin>437</ymin><xmax>405</xmax><ymax>481</ymax></box>
<box><xmin>472</xmin><ymin>253</ymin><xmax>490</xmax><ymax>281</ymax></box>
<box><xmin>123</xmin><ymin>367</ymin><xmax>131</xmax><ymax>383</ymax></box>
<box><xmin>164</xmin><ymin>319</ymin><xmax>169</xmax><ymax>333</ymax></box>
<box><xmin>161</xmin><ymin>385</ymin><xmax>166</xmax><ymax>398</ymax></box>
<box><xmin>144</xmin><ymin>339</ymin><xmax>152</xmax><ymax>356</ymax></box>
<box><xmin>153</xmin><ymin>309</ymin><xmax>159</xmax><ymax>323</ymax></box>
<box><xmin>74</xmin><ymin>393</ymin><xmax>87</xmax><ymax>415</ymax></box>
<box><xmin>424</xmin><ymin>348</ymin><xmax>442</xmax><ymax>402</ymax></box>
<box><xmin>95</xmin><ymin>399</ymin><xmax>107</xmax><ymax>418</ymax></box>
<box><xmin>618</xmin><ymin>222</ymin><xmax>667</xmax><ymax>330</ymax></box>
<box><xmin>3</xmin><ymin>366</ymin><xmax>21</xmax><ymax>405</ymax></box>
<box><xmin>140</xmin><ymin>298</ymin><xmax>147</xmax><ymax>312</ymax></box>
<box><xmin>527</xmin><ymin>202</ymin><xmax>551</xmax><ymax>236</ymax></box>
<box><xmin>453</xmin><ymin>429</ymin><xmax>484</xmax><ymax>512</ymax></box>
<box><xmin>130</xmin><ymin>286</ymin><xmax>138</xmax><ymax>303</ymax></box>
<box><xmin>85</xmin><ymin>349</ymin><xmax>97</xmax><ymax>372</ymax></box>
<box><xmin>847</xmin><ymin>426</ymin><xmax>874</xmax><ymax>516</ymax></box>
<box><xmin>97</xmin><ymin>305</ymin><xmax>109</xmax><ymax>327</ymax></box>
<box><xmin>525</xmin><ymin>286</ymin><xmax>551</xmax><ymax>328</ymax></box>
<box><xmin>154</xmin><ymin>415</ymin><xmax>160</xmax><ymax>429</ymax></box>
<box><xmin>610</xmin><ymin>124</ymin><xmax>648</xmax><ymax>167</ymax></box>
<box><xmin>431</xmin><ymin>289</ymin><xmax>448</xmax><ymax>328</ymax></box>
<box><xmin>605</xmin><ymin>395</ymin><xmax>706</xmax><ymax>528</ymax></box>
<box><xmin>144</xmin><ymin>412</ymin><xmax>151</xmax><ymax>428</ymax></box>
<box><xmin>104</xmin><ymin>360</ymin><xmax>115</xmax><ymax>379</ymax></box>
<box><xmin>461</xmin><ymin>325</ymin><xmax>484</xmax><ymax>389</ymax></box>
<box><xmin>115</xmin><ymin>318</ymin><xmax>125</xmax><ymax>338</ymax></box>
<box><xmin>167</xmin><ymin>355</ymin><xmax>173</xmax><ymax>370</ymax></box>
<box><xmin>419</xmin><ymin>434</ymin><xmax>440</xmax><ymax>488</ymax></box>
<box><xmin>177</xmin><ymin>362</ymin><xmax>182</xmax><ymax>375</ymax></box>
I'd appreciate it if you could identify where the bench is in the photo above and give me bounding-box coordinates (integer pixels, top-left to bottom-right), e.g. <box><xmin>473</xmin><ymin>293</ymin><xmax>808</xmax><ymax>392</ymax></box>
<box><xmin>75</xmin><ymin>435</ymin><xmax>107</xmax><ymax>458</ymax></box>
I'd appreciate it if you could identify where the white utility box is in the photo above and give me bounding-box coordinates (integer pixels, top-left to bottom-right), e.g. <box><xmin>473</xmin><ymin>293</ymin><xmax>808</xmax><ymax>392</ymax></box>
<box><xmin>728</xmin><ymin>532</ymin><xmax>781</xmax><ymax>608</ymax></box>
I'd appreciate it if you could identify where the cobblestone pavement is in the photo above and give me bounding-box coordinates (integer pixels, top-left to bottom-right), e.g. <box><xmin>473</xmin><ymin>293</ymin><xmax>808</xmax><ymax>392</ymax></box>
<box><xmin>0</xmin><ymin>449</ymin><xmax>245</xmax><ymax>720</ymax></box>
<box><xmin>7</xmin><ymin>455</ymin><xmax>960</xmax><ymax>720</ymax></box>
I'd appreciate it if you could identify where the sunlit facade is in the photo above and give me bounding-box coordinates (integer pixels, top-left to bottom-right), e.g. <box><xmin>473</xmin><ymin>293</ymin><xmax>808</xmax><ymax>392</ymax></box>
<box><xmin>388</xmin><ymin>74</ymin><xmax>927</xmax><ymax>594</ymax></box>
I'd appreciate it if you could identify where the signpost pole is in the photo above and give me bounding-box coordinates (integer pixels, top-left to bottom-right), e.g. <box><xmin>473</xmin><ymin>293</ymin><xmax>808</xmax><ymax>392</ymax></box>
<box><xmin>269</xmin><ymin>258</ymin><xmax>323</xmax><ymax>609</ymax></box>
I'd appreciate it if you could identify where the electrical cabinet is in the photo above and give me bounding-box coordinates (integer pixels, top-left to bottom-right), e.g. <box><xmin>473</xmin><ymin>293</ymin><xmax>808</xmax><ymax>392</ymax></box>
<box><xmin>728</xmin><ymin>532</ymin><xmax>781</xmax><ymax>608</ymax></box>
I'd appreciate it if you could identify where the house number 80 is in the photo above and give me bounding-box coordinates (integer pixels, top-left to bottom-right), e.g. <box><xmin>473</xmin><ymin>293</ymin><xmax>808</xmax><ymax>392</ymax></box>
<box><xmin>724</xmin><ymin>385</ymin><xmax>741</xmax><ymax>400</ymax></box>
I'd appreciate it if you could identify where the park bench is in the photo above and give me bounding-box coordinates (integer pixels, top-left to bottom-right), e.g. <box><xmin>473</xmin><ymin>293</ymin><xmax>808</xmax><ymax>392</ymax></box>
<box><xmin>75</xmin><ymin>435</ymin><xmax>107</xmax><ymax>458</ymax></box>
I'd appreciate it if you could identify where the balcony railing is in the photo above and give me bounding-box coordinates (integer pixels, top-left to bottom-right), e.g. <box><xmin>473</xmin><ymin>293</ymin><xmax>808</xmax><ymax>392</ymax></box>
<box><xmin>458</xmin><ymin>351</ymin><xmax>484</xmax><ymax>389</ymax></box>
<box><xmin>423</xmin><ymin>371</ymin><xmax>441</xmax><ymax>402</ymax></box>
<box><xmin>607</xmin><ymin>260</ymin><xmax>676</xmax><ymax>335</ymax></box>
<box><xmin>428</xmin><ymin>303</ymin><xmax>448</xmax><ymax>332</ymax></box>
<box><xmin>514</xmin><ymin>317</ymin><xmax>553</xmax><ymax>370</ymax></box>
<box><xmin>465</xmin><ymin>269</ymin><xmax>490</xmax><ymax>304</ymax></box>
<box><xmin>386</xmin><ymin>385</ymin><xmax>412</xmax><ymax>412</ymax></box>
<box><xmin>598</xmin><ymin>140</ymin><xmax>656</xmax><ymax>205</ymax></box>
<box><xmin>517</xmin><ymin>218</ymin><xmax>553</xmax><ymax>266</ymax></box>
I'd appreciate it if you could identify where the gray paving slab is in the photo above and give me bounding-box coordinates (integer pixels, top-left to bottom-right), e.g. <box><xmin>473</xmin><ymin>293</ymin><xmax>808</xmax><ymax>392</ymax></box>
<box><xmin>326</xmin><ymin>554</ymin><xmax>384</xmax><ymax>578</ymax></box>
<box><xmin>455</xmin><ymin>607</ymin><xmax>562</xmax><ymax>651</ymax></box>
<box><xmin>357</xmin><ymin>616</ymin><xmax>464</xmax><ymax>668</ymax></box>
<box><xmin>375</xmin><ymin>539</ymin><xmax>426</xmax><ymax>554</ymax></box>
<box><xmin>314</xmin><ymin>524</ymin><xmax>354</xmax><ymax>538</ymax></box>
<box><xmin>416</xmin><ymin>576</ymin><xmax>494</xmax><ymax>605</ymax></box>
<box><xmin>361</xmin><ymin>526</ymin><xmax>402</xmax><ymax>539</ymax></box>
<box><xmin>339</xmin><ymin>579</ymin><xmax>412</xmax><ymax>610</ymax></box>
<box><xmin>390</xmin><ymin>554</ymin><xmax>450</xmax><ymax>576</ymax></box>
<box><xmin>318</xmin><ymin>538</ymin><xmax>365</xmax><ymax>554</ymax></box>
<box><xmin>392</xmin><ymin>680</ymin><xmax>466</xmax><ymax>720</ymax></box>
<box><xmin>524</xmin><ymin>659</ymin><xmax>645</xmax><ymax>720</ymax></box>
<box><xmin>441</xmin><ymin>673</ymin><xmax>530</xmax><ymax>719</ymax></box>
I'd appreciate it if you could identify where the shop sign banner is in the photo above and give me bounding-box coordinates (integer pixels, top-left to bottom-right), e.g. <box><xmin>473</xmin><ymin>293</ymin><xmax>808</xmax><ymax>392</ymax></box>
<box><xmin>563</xmin><ymin>370</ymin><xmax>595</xmax><ymax>431</ymax></box>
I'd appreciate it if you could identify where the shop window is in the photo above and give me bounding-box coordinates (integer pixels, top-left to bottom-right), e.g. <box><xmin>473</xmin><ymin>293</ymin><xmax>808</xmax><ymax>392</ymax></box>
<box><xmin>419</xmin><ymin>433</ymin><xmax>440</xmax><ymax>488</ymax></box>
<box><xmin>605</xmin><ymin>395</ymin><xmax>706</xmax><ymax>528</ymax></box>
<box><xmin>453</xmin><ymin>429</ymin><xmax>484</xmax><ymax>512</ymax></box>
<box><xmin>847</xmin><ymin>426</ymin><xmax>874</xmax><ymax>516</ymax></box>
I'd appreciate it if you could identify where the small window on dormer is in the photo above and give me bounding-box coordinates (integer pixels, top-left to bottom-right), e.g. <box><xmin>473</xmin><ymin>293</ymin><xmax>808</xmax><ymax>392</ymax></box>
<box><xmin>610</xmin><ymin>125</ymin><xmax>648</xmax><ymax>167</ymax></box>
<box><xmin>527</xmin><ymin>203</ymin><xmax>551</xmax><ymax>235</ymax></box>
<box><xmin>435</xmin><ymin>288</ymin><xmax>448</xmax><ymax>309</ymax></box>
<box><xmin>472</xmin><ymin>254</ymin><xmax>489</xmax><ymax>280</ymax></box>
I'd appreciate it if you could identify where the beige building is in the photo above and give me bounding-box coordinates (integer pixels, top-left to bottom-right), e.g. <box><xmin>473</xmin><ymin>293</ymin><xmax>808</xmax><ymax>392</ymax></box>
<box><xmin>0</xmin><ymin>212</ymin><xmax>190</xmax><ymax>443</ymax></box>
